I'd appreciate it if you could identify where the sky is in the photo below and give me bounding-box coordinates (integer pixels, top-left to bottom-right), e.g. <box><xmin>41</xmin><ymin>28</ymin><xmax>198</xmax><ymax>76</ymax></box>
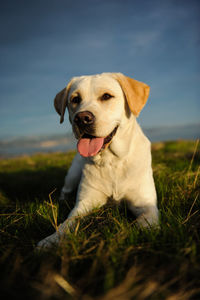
<box><xmin>0</xmin><ymin>0</ymin><xmax>199</xmax><ymax>139</ymax></box>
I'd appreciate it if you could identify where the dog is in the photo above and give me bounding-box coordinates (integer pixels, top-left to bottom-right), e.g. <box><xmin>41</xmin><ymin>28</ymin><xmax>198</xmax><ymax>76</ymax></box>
<box><xmin>37</xmin><ymin>72</ymin><xmax>159</xmax><ymax>248</ymax></box>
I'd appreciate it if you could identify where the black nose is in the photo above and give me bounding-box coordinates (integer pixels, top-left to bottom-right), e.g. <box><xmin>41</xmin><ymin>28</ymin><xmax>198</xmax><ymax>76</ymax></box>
<box><xmin>74</xmin><ymin>111</ymin><xmax>95</xmax><ymax>127</ymax></box>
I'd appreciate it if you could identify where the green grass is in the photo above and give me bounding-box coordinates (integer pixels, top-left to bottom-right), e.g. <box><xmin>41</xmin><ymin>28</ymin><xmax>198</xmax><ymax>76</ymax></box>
<box><xmin>0</xmin><ymin>140</ymin><xmax>200</xmax><ymax>299</ymax></box>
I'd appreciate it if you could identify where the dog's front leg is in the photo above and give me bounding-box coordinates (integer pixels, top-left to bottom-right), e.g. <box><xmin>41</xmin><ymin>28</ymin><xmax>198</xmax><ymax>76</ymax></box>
<box><xmin>59</xmin><ymin>153</ymin><xmax>84</xmax><ymax>201</ymax></box>
<box><xmin>37</xmin><ymin>185</ymin><xmax>107</xmax><ymax>249</ymax></box>
<box><xmin>59</xmin><ymin>180</ymin><xmax>108</xmax><ymax>231</ymax></box>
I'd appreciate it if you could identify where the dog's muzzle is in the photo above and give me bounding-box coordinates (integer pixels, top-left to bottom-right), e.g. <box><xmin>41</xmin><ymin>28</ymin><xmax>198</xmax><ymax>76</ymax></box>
<box><xmin>73</xmin><ymin>111</ymin><xmax>118</xmax><ymax>157</ymax></box>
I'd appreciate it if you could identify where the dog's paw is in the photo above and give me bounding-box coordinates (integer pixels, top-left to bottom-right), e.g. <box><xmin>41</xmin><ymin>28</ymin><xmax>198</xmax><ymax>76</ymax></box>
<box><xmin>135</xmin><ymin>215</ymin><xmax>160</xmax><ymax>230</ymax></box>
<box><xmin>36</xmin><ymin>232</ymin><xmax>60</xmax><ymax>250</ymax></box>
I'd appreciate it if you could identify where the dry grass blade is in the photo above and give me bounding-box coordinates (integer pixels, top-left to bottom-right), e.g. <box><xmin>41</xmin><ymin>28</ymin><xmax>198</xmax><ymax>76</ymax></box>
<box><xmin>193</xmin><ymin>165</ymin><xmax>200</xmax><ymax>189</ymax></box>
<box><xmin>187</xmin><ymin>139</ymin><xmax>199</xmax><ymax>174</ymax></box>
<box><xmin>48</xmin><ymin>188</ymin><xmax>58</xmax><ymax>230</ymax></box>
<box><xmin>182</xmin><ymin>194</ymin><xmax>199</xmax><ymax>224</ymax></box>
<box><xmin>74</xmin><ymin>219</ymin><xmax>80</xmax><ymax>236</ymax></box>
<box><xmin>54</xmin><ymin>274</ymin><xmax>77</xmax><ymax>296</ymax></box>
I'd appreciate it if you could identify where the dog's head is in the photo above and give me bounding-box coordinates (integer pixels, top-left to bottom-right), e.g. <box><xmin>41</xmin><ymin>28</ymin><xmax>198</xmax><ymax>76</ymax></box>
<box><xmin>54</xmin><ymin>73</ymin><xmax>150</xmax><ymax>157</ymax></box>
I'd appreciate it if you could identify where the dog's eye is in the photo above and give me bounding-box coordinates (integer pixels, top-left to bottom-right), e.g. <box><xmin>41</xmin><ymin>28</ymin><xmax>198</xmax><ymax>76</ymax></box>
<box><xmin>71</xmin><ymin>96</ymin><xmax>81</xmax><ymax>104</ymax></box>
<box><xmin>100</xmin><ymin>93</ymin><xmax>113</xmax><ymax>101</ymax></box>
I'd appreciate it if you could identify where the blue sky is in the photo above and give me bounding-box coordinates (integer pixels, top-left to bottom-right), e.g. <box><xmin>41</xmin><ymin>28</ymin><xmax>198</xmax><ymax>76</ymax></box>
<box><xmin>0</xmin><ymin>0</ymin><xmax>199</xmax><ymax>139</ymax></box>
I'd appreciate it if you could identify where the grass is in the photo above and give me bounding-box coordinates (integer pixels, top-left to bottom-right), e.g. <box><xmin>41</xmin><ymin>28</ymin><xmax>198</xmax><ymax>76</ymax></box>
<box><xmin>0</xmin><ymin>140</ymin><xmax>199</xmax><ymax>299</ymax></box>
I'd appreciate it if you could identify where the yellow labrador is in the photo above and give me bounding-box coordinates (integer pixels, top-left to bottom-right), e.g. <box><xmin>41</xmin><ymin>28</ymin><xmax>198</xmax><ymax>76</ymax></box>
<box><xmin>38</xmin><ymin>73</ymin><xmax>159</xmax><ymax>248</ymax></box>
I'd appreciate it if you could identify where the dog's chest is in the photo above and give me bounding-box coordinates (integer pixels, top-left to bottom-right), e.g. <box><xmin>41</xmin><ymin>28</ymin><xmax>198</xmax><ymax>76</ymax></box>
<box><xmin>83</xmin><ymin>155</ymin><xmax>133</xmax><ymax>200</ymax></box>
<box><xmin>105</xmin><ymin>160</ymin><xmax>127</xmax><ymax>200</ymax></box>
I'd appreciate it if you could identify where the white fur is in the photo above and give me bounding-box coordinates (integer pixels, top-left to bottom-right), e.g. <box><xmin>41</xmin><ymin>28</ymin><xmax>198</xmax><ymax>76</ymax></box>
<box><xmin>37</xmin><ymin>73</ymin><xmax>159</xmax><ymax>248</ymax></box>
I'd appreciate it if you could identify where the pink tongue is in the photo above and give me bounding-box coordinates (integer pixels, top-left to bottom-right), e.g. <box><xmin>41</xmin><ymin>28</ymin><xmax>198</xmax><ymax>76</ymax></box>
<box><xmin>77</xmin><ymin>137</ymin><xmax>104</xmax><ymax>157</ymax></box>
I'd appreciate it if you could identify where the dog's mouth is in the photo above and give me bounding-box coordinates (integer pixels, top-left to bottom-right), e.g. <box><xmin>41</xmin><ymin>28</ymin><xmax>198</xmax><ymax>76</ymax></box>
<box><xmin>77</xmin><ymin>126</ymin><xmax>118</xmax><ymax>157</ymax></box>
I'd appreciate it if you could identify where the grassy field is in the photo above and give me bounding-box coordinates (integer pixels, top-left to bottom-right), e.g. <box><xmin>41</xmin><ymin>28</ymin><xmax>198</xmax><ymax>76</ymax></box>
<box><xmin>0</xmin><ymin>140</ymin><xmax>199</xmax><ymax>299</ymax></box>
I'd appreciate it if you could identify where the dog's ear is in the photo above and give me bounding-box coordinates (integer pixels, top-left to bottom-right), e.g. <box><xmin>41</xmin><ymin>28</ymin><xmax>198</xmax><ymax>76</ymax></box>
<box><xmin>113</xmin><ymin>73</ymin><xmax>150</xmax><ymax>116</ymax></box>
<box><xmin>54</xmin><ymin>88</ymin><xmax>67</xmax><ymax>123</ymax></box>
<box><xmin>54</xmin><ymin>80</ymin><xmax>74</xmax><ymax>124</ymax></box>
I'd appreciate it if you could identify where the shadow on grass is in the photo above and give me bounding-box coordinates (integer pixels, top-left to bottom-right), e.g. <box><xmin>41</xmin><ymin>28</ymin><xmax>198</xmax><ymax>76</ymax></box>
<box><xmin>0</xmin><ymin>167</ymin><xmax>67</xmax><ymax>204</ymax></box>
<box><xmin>0</xmin><ymin>165</ymin><xmax>74</xmax><ymax>250</ymax></box>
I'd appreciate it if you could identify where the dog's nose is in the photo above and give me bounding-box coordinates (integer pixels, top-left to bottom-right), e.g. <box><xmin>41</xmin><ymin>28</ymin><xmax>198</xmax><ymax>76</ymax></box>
<box><xmin>74</xmin><ymin>111</ymin><xmax>95</xmax><ymax>127</ymax></box>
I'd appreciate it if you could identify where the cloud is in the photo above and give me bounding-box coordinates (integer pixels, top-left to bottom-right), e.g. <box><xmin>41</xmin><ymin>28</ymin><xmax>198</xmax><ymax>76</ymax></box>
<box><xmin>124</xmin><ymin>30</ymin><xmax>161</xmax><ymax>52</ymax></box>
